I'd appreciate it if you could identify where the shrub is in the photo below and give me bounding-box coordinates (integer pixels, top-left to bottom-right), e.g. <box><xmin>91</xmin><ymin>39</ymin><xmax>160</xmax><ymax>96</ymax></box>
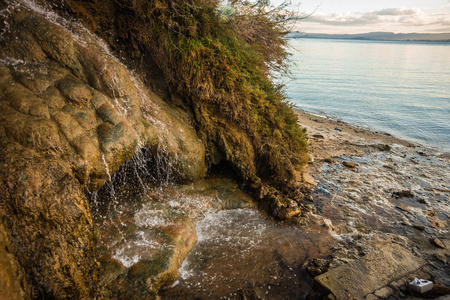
<box><xmin>62</xmin><ymin>0</ymin><xmax>309</xmax><ymax>190</ymax></box>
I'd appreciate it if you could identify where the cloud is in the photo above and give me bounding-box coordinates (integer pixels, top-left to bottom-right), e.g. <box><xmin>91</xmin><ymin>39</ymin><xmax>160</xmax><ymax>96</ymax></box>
<box><xmin>301</xmin><ymin>7</ymin><xmax>450</xmax><ymax>30</ymax></box>
<box><xmin>375</xmin><ymin>8</ymin><xmax>419</xmax><ymax>16</ymax></box>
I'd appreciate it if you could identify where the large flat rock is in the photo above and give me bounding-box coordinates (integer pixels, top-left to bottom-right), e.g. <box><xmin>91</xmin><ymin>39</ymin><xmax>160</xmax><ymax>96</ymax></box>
<box><xmin>314</xmin><ymin>243</ymin><xmax>426</xmax><ymax>299</ymax></box>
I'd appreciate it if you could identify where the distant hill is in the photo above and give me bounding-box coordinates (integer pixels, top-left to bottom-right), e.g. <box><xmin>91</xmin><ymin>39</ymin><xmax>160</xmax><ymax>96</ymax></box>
<box><xmin>288</xmin><ymin>32</ymin><xmax>450</xmax><ymax>42</ymax></box>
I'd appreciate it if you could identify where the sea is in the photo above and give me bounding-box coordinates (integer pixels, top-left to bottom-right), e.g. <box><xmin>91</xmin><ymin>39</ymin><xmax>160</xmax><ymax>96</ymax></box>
<box><xmin>284</xmin><ymin>38</ymin><xmax>450</xmax><ymax>152</ymax></box>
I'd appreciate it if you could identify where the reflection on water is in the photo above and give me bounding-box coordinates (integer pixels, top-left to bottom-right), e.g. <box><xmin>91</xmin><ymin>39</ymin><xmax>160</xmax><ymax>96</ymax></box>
<box><xmin>286</xmin><ymin>38</ymin><xmax>450</xmax><ymax>151</ymax></box>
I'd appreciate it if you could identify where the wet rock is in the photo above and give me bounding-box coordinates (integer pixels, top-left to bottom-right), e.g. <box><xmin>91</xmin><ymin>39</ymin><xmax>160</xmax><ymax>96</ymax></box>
<box><xmin>390</xmin><ymin>278</ymin><xmax>408</xmax><ymax>291</ymax></box>
<box><xmin>375</xmin><ymin>144</ymin><xmax>391</xmax><ymax>151</ymax></box>
<box><xmin>324</xmin><ymin>157</ymin><xmax>338</xmax><ymax>164</ymax></box>
<box><xmin>238</xmin><ymin>288</ymin><xmax>259</xmax><ymax>300</ymax></box>
<box><xmin>428</xmin><ymin>216</ymin><xmax>449</xmax><ymax>229</ymax></box>
<box><xmin>342</xmin><ymin>161</ymin><xmax>358</xmax><ymax>168</ymax></box>
<box><xmin>438</xmin><ymin>153</ymin><xmax>450</xmax><ymax>159</ymax></box>
<box><xmin>303</xmin><ymin>258</ymin><xmax>331</xmax><ymax>277</ymax></box>
<box><xmin>431</xmin><ymin>284</ymin><xmax>450</xmax><ymax>296</ymax></box>
<box><xmin>418</xmin><ymin>198</ymin><xmax>428</xmax><ymax>204</ymax></box>
<box><xmin>277</xmin><ymin>203</ymin><xmax>302</xmax><ymax>220</ymax></box>
<box><xmin>412</xmin><ymin>225</ymin><xmax>425</xmax><ymax>231</ymax></box>
<box><xmin>314</xmin><ymin>244</ymin><xmax>426</xmax><ymax>300</ymax></box>
<box><xmin>430</xmin><ymin>238</ymin><xmax>446</xmax><ymax>249</ymax></box>
<box><xmin>303</xmin><ymin>172</ymin><xmax>317</xmax><ymax>185</ymax></box>
<box><xmin>0</xmin><ymin>3</ymin><xmax>206</xmax><ymax>298</ymax></box>
<box><xmin>322</xmin><ymin>218</ymin><xmax>335</xmax><ymax>232</ymax></box>
<box><xmin>374</xmin><ymin>287</ymin><xmax>393</xmax><ymax>299</ymax></box>
<box><xmin>395</xmin><ymin>205</ymin><xmax>415</xmax><ymax>214</ymax></box>
<box><xmin>334</xmin><ymin>127</ymin><xmax>342</xmax><ymax>132</ymax></box>
<box><xmin>392</xmin><ymin>190</ymin><xmax>414</xmax><ymax>198</ymax></box>
<box><xmin>0</xmin><ymin>222</ymin><xmax>28</xmax><ymax>300</ymax></box>
<box><xmin>256</xmin><ymin>185</ymin><xmax>268</xmax><ymax>200</ymax></box>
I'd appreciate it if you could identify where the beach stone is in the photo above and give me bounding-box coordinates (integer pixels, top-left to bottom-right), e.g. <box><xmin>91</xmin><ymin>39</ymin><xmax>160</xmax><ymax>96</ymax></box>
<box><xmin>438</xmin><ymin>153</ymin><xmax>450</xmax><ymax>159</ymax></box>
<box><xmin>431</xmin><ymin>284</ymin><xmax>450</xmax><ymax>296</ymax></box>
<box><xmin>303</xmin><ymin>172</ymin><xmax>317</xmax><ymax>185</ymax></box>
<box><xmin>322</xmin><ymin>218</ymin><xmax>335</xmax><ymax>231</ymax></box>
<box><xmin>390</xmin><ymin>278</ymin><xmax>408</xmax><ymax>291</ymax></box>
<box><xmin>396</xmin><ymin>205</ymin><xmax>415</xmax><ymax>214</ymax></box>
<box><xmin>365</xmin><ymin>294</ymin><xmax>379</xmax><ymax>300</ymax></box>
<box><xmin>314</xmin><ymin>244</ymin><xmax>426</xmax><ymax>300</ymax></box>
<box><xmin>383</xmin><ymin>164</ymin><xmax>395</xmax><ymax>170</ymax></box>
<box><xmin>375</xmin><ymin>144</ymin><xmax>391</xmax><ymax>151</ymax></box>
<box><xmin>324</xmin><ymin>157</ymin><xmax>338</xmax><ymax>164</ymax></box>
<box><xmin>374</xmin><ymin>287</ymin><xmax>393</xmax><ymax>299</ymax></box>
<box><xmin>393</xmin><ymin>190</ymin><xmax>414</xmax><ymax>198</ymax></box>
<box><xmin>431</xmin><ymin>238</ymin><xmax>446</xmax><ymax>249</ymax></box>
<box><xmin>334</xmin><ymin>127</ymin><xmax>342</xmax><ymax>131</ymax></box>
<box><xmin>413</xmin><ymin>225</ymin><xmax>425</xmax><ymax>231</ymax></box>
<box><xmin>342</xmin><ymin>161</ymin><xmax>358</xmax><ymax>168</ymax></box>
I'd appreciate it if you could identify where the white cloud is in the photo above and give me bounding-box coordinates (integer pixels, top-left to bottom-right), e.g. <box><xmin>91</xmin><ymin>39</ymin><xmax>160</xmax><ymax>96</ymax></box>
<box><xmin>298</xmin><ymin>7</ymin><xmax>450</xmax><ymax>32</ymax></box>
<box><xmin>375</xmin><ymin>8</ymin><xmax>419</xmax><ymax>16</ymax></box>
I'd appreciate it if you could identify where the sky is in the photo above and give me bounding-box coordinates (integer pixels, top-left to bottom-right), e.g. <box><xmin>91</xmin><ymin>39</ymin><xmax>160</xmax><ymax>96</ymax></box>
<box><xmin>280</xmin><ymin>0</ymin><xmax>450</xmax><ymax>34</ymax></box>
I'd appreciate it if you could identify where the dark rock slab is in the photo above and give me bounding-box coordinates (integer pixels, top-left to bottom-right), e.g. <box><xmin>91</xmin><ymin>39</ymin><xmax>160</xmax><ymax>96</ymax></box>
<box><xmin>314</xmin><ymin>244</ymin><xmax>426</xmax><ymax>299</ymax></box>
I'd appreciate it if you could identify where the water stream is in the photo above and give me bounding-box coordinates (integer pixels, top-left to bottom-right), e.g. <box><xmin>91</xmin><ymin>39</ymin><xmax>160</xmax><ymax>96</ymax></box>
<box><xmin>160</xmin><ymin>209</ymin><xmax>334</xmax><ymax>299</ymax></box>
<box><xmin>91</xmin><ymin>148</ymin><xmax>336</xmax><ymax>298</ymax></box>
<box><xmin>16</xmin><ymin>0</ymin><xmax>447</xmax><ymax>295</ymax></box>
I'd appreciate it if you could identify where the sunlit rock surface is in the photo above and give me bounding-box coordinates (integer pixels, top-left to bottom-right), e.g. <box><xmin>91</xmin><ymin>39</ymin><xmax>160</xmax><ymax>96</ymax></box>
<box><xmin>0</xmin><ymin>1</ymin><xmax>205</xmax><ymax>298</ymax></box>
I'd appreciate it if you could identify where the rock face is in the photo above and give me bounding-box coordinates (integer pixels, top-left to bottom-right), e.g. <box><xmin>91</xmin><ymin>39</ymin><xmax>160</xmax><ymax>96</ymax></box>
<box><xmin>314</xmin><ymin>244</ymin><xmax>426</xmax><ymax>299</ymax></box>
<box><xmin>0</xmin><ymin>1</ymin><xmax>205</xmax><ymax>298</ymax></box>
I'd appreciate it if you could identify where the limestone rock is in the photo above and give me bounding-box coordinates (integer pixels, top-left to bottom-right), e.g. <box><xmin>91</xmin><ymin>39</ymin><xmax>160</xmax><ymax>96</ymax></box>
<box><xmin>303</xmin><ymin>172</ymin><xmax>317</xmax><ymax>185</ymax></box>
<box><xmin>0</xmin><ymin>222</ymin><xmax>27</xmax><ymax>300</ymax></box>
<box><xmin>342</xmin><ymin>161</ymin><xmax>358</xmax><ymax>168</ymax></box>
<box><xmin>0</xmin><ymin>2</ymin><xmax>206</xmax><ymax>298</ymax></box>
<box><xmin>374</xmin><ymin>286</ymin><xmax>393</xmax><ymax>299</ymax></box>
<box><xmin>324</xmin><ymin>157</ymin><xmax>338</xmax><ymax>164</ymax></box>
<box><xmin>431</xmin><ymin>238</ymin><xmax>446</xmax><ymax>249</ymax></box>
<box><xmin>314</xmin><ymin>244</ymin><xmax>426</xmax><ymax>300</ymax></box>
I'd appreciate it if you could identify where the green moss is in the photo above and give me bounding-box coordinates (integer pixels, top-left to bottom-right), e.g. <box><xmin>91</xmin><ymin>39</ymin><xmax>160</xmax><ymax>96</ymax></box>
<box><xmin>61</xmin><ymin>0</ymin><xmax>308</xmax><ymax>196</ymax></box>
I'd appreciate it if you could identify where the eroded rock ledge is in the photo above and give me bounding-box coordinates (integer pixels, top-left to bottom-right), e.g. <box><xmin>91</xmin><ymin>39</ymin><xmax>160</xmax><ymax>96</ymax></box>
<box><xmin>0</xmin><ymin>2</ymin><xmax>205</xmax><ymax>298</ymax></box>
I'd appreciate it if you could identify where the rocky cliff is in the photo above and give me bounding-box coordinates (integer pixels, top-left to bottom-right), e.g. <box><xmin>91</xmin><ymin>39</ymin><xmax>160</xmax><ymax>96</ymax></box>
<box><xmin>0</xmin><ymin>0</ymin><xmax>310</xmax><ymax>298</ymax></box>
<box><xmin>0</xmin><ymin>1</ymin><xmax>205</xmax><ymax>298</ymax></box>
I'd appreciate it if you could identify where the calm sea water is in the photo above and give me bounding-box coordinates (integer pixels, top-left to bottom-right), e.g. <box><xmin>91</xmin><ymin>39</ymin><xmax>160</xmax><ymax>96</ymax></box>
<box><xmin>284</xmin><ymin>38</ymin><xmax>450</xmax><ymax>152</ymax></box>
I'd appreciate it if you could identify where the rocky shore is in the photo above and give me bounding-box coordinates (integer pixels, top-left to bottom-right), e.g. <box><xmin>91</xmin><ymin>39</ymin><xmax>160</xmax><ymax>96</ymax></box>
<box><xmin>0</xmin><ymin>1</ymin><xmax>448</xmax><ymax>299</ymax></box>
<box><xmin>295</xmin><ymin>109</ymin><xmax>450</xmax><ymax>299</ymax></box>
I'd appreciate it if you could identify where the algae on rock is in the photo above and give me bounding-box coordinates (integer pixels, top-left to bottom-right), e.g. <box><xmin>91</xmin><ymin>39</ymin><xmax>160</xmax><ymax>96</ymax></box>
<box><xmin>0</xmin><ymin>0</ymin><xmax>311</xmax><ymax>298</ymax></box>
<box><xmin>0</xmin><ymin>1</ymin><xmax>205</xmax><ymax>298</ymax></box>
<box><xmin>57</xmin><ymin>0</ymin><xmax>310</xmax><ymax>192</ymax></box>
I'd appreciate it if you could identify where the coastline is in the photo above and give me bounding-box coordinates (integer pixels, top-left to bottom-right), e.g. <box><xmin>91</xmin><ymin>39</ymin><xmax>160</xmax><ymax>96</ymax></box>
<box><xmin>295</xmin><ymin>108</ymin><xmax>450</xmax><ymax>298</ymax></box>
<box><xmin>294</xmin><ymin>108</ymin><xmax>415</xmax><ymax>161</ymax></box>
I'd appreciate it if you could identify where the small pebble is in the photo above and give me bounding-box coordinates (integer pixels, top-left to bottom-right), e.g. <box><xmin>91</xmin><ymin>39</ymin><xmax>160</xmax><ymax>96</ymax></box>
<box><xmin>412</xmin><ymin>225</ymin><xmax>425</xmax><ymax>231</ymax></box>
<box><xmin>343</xmin><ymin>161</ymin><xmax>357</xmax><ymax>168</ymax></box>
<box><xmin>430</xmin><ymin>238</ymin><xmax>446</xmax><ymax>249</ymax></box>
